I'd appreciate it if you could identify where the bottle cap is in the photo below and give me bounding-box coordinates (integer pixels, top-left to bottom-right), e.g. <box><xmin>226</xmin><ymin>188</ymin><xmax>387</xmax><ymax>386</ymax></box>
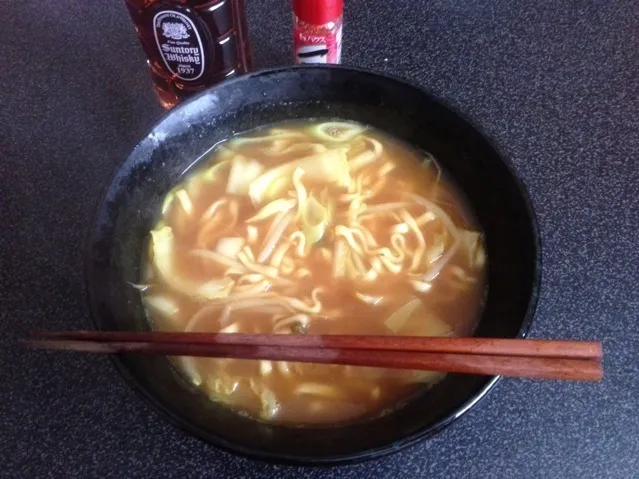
<box><xmin>293</xmin><ymin>0</ymin><xmax>343</xmax><ymax>25</ymax></box>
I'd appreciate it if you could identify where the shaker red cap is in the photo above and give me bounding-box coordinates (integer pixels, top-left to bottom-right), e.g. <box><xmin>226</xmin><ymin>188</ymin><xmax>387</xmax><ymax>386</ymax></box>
<box><xmin>293</xmin><ymin>0</ymin><xmax>343</xmax><ymax>25</ymax></box>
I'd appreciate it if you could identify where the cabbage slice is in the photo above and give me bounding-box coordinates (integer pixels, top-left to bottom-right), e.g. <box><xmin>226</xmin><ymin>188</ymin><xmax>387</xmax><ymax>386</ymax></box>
<box><xmin>150</xmin><ymin>226</ymin><xmax>234</xmax><ymax>300</ymax></box>
<box><xmin>384</xmin><ymin>298</ymin><xmax>422</xmax><ymax>333</ymax></box>
<box><xmin>300</xmin><ymin>195</ymin><xmax>330</xmax><ymax>246</ymax></box>
<box><xmin>226</xmin><ymin>155</ymin><xmax>264</xmax><ymax>195</ymax></box>
<box><xmin>143</xmin><ymin>295</ymin><xmax>179</xmax><ymax>319</ymax></box>
<box><xmin>249</xmin><ymin>149</ymin><xmax>350</xmax><ymax>205</ymax></box>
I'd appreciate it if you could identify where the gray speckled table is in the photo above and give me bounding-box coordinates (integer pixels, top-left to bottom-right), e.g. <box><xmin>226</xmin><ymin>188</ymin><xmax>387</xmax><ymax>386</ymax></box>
<box><xmin>1</xmin><ymin>1</ymin><xmax>638</xmax><ymax>478</ymax></box>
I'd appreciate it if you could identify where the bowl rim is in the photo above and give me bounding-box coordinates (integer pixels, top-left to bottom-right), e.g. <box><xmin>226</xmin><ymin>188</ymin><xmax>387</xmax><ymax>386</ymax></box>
<box><xmin>84</xmin><ymin>64</ymin><xmax>542</xmax><ymax>465</ymax></box>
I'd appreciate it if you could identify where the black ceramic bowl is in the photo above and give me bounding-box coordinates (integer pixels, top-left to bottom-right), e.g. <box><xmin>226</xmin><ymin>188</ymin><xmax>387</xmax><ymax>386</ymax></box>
<box><xmin>85</xmin><ymin>66</ymin><xmax>540</xmax><ymax>465</ymax></box>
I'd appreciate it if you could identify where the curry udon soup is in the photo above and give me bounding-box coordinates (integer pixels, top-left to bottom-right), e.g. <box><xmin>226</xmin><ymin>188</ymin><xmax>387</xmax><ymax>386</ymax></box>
<box><xmin>139</xmin><ymin>120</ymin><xmax>487</xmax><ymax>426</ymax></box>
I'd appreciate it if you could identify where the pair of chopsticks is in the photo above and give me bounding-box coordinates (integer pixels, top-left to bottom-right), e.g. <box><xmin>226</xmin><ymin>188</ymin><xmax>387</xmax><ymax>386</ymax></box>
<box><xmin>26</xmin><ymin>331</ymin><xmax>603</xmax><ymax>381</ymax></box>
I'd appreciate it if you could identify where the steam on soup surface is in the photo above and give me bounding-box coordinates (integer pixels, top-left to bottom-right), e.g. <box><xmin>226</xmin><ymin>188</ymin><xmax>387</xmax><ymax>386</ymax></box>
<box><xmin>140</xmin><ymin>120</ymin><xmax>487</xmax><ymax>426</ymax></box>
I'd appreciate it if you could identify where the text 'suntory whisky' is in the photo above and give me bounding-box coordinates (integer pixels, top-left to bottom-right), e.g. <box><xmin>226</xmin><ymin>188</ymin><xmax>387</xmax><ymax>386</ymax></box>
<box><xmin>125</xmin><ymin>0</ymin><xmax>252</xmax><ymax>108</ymax></box>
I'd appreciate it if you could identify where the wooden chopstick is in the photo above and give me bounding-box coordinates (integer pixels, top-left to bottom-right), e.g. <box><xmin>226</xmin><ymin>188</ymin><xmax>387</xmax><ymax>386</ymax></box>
<box><xmin>29</xmin><ymin>331</ymin><xmax>603</xmax><ymax>359</ymax></box>
<box><xmin>25</xmin><ymin>332</ymin><xmax>603</xmax><ymax>382</ymax></box>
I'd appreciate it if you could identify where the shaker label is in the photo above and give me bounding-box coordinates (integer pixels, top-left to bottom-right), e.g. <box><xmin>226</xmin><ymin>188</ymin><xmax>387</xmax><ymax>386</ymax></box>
<box><xmin>294</xmin><ymin>27</ymin><xmax>341</xmax><ymax>64</ymax></box>
<box><xmin>153</xmin><ymin>10</ymin><xmax>206</xmax><ymax>81</ymax></box>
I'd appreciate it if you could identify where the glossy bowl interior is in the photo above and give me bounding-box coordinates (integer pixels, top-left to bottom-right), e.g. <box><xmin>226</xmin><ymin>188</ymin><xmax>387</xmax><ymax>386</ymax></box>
<box><xmin>85</xmin><ymin>66</ymin><xmax>540</xmax><ymax>465</ymax></box>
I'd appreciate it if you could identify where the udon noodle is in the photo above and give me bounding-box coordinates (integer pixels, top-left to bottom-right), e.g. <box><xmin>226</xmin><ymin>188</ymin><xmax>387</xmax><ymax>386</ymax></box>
<box><xmin>139</xmin><ymin>120</ymin><xmax>487</xmax><ymax>426</ymax></box>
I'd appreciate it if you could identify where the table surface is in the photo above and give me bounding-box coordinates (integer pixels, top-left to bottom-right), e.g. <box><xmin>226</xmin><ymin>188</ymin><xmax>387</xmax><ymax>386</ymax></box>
<box><xmin>2</xmin><ymin>1</ymin><xmax>638</xmax><ymax>478</ymax></box>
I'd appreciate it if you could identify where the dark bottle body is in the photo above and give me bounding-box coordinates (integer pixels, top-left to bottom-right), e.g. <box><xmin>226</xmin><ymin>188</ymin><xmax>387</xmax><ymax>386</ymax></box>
<box><xmin>125</xmin><ymin>0</ymin><xmax>252</xmax><ymax>108</ymax></box>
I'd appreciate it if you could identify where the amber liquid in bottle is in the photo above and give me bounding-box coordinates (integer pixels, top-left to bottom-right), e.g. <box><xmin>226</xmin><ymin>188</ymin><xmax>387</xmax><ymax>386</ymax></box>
<box><xmin>125</xmin><ymin>0</ymin><xmax>252</xmax><ymax>108</ymax></box>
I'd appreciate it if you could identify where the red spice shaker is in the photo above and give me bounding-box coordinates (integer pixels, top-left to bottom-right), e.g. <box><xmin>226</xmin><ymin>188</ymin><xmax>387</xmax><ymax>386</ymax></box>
<box><xmin>293</xmin><ymin>0</ymin><xmax>343</xmax><ymax>64</ymax></box>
